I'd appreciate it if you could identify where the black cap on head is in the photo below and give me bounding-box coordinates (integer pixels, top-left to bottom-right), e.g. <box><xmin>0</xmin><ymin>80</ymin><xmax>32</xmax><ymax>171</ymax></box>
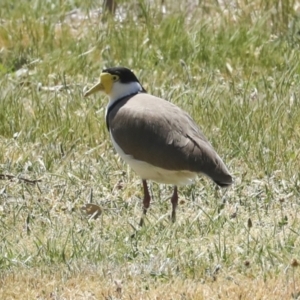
<box><xmin>102</xmin><ymin>66</ymin><xmax>147</xmax><ymax>92</ymax></box>
<box><xmin>102</xmin><ymin>67</ymin><xmax>139</xmax><ymax>84</ymax></box>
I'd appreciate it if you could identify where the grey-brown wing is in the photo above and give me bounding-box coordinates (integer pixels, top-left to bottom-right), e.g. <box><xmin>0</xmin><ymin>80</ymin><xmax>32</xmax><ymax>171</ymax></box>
<box><xmin>109</xmin><ymin>95</ymin><xmax>232</xmax><ymax>186</ymax></box>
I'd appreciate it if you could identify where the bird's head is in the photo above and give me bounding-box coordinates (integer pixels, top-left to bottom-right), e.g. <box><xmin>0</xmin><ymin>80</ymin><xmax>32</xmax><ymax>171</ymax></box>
<box><xmin>84</xmin><ymin>67</ymin><xmax>146</xmax><ymax>101</ymax></box>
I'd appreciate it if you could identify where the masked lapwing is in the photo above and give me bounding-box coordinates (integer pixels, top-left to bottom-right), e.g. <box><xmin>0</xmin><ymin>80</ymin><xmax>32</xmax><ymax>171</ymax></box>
<box><xmin>84</xmin><ymin>67</ymin><xmax>233</xmax><ymax>225</ymax></box>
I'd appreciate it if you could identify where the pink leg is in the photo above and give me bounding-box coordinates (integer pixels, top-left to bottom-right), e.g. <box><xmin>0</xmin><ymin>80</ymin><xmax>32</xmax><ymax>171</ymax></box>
<box><xmin>140</xmin><ymin>180</ymin><xmax>151</xmax><ymax>226</ymax></box>
<box><xmin>170</xmin><ymin>186</ymin><xmax>178</xmax><ymax>222</ymax></box>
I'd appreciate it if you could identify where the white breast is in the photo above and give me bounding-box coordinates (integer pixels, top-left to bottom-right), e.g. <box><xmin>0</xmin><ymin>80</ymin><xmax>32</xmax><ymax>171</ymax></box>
<box><xmin>110</xmin><ymin>133</ymin><xmax>197</xmax><ymax>186</ymax></box>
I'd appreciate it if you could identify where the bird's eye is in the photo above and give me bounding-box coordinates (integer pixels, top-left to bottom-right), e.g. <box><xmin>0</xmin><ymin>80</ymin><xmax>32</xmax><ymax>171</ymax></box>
<box><xmin>112</xmin><ymin>75</ymin><xmax>119</xmax><ymax>81</ymax></box>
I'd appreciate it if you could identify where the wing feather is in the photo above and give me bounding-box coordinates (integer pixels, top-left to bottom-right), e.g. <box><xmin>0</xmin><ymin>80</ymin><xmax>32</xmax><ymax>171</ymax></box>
<box><xmin>108</xmin><ymin>94</ymin><xmax>232</xmax><ymax>186</ymax></box>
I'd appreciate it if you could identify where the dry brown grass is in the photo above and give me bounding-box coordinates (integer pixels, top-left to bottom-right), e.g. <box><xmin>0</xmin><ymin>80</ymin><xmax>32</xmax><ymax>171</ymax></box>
<box><xmin>1</xmin><ymin>267</ymin><xmax>299</xmax><ymax>299</ymax></box>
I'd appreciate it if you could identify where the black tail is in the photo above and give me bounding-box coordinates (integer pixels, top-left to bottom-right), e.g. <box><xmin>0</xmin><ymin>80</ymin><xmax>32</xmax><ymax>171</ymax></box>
<box><xmin>214</xmin><ymin>176</ymin><xmax>233</xmax><ymax>188</ymax></box>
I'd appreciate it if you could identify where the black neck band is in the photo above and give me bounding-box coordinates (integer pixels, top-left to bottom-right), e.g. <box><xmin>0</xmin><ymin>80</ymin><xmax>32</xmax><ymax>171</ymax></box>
<box><xmin>106</xmin><ymin>91</ymin><xmax>142</xmax><ymax>131</ymax></box>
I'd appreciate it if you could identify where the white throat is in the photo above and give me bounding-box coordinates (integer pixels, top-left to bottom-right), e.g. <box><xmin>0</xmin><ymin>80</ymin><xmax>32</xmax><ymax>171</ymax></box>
<box><xmin>106</xmin><ymin>81</ymin><xmax>143</xmax><ymax>113</ymax></box>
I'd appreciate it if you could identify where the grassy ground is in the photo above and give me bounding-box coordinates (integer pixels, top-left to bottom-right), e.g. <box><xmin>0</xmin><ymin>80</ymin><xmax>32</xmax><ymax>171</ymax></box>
<box><xmin>1</xmin><ymin>0</ymin><xmax>300</xmax><ymax>299</ymax></box>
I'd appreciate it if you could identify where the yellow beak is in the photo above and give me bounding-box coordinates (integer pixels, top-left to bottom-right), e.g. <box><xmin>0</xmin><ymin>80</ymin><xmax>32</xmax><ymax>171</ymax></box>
<box><xmin>84</xmin><ymin>73</ymin><xmax>113</xmax><ymax>97</ymax></box>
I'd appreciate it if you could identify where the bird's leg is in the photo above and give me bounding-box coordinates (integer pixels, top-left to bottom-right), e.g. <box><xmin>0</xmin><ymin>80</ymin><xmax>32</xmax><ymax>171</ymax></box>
<box><xmin>139</xmin><ymin>180</ymin><xmax>151</xmax><ymax>226</ymax></box>
<box><xmin>170</xmin><ymin>186</ymin><xmax>178</xmax><ymax>223</ymax></box>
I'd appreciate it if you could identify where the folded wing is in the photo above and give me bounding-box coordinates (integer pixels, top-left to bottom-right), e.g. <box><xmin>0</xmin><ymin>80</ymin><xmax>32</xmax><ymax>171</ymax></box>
<box><xmin>108</xmin><ymin>94</ymin><xmax>233</xmax><ymax>187</ymax></box>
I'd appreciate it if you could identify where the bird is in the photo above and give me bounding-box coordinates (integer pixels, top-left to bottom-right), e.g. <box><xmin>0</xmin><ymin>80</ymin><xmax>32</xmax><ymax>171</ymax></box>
<box><xmin>84</xmin><ymin>67</ymin><xmax>233</xmax><ymax>225</ymax></box>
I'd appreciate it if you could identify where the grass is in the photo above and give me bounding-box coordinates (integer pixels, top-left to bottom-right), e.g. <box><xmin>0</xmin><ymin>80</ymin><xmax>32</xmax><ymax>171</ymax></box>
<box><xmin>1</xmin><ymin>0</ymin><xmax>300</xmax><ymax>298</ymax></box>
